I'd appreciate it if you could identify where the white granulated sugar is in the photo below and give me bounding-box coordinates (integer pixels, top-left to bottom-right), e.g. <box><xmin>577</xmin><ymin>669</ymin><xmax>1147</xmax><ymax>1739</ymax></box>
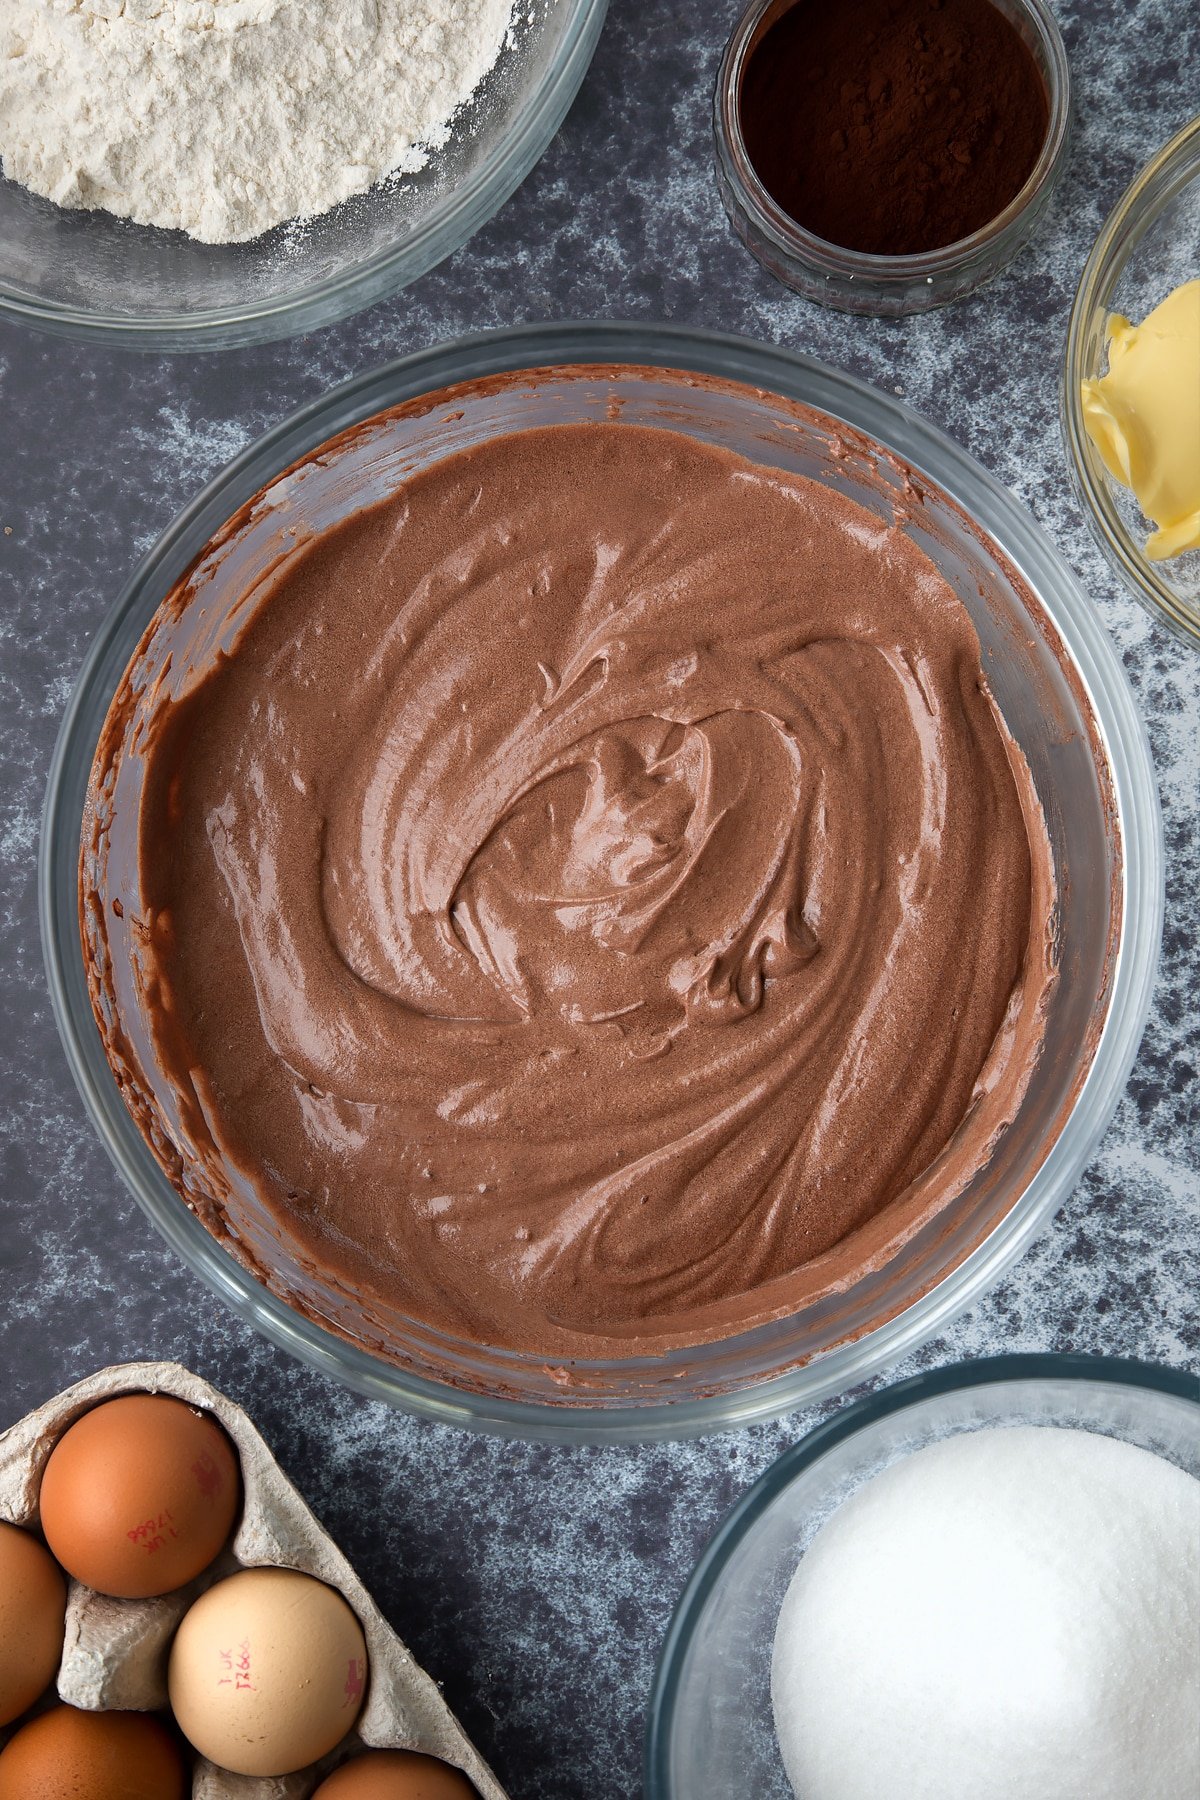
<box><xmin>0</xmin><ymin>0</ymin><xmax>515</xmax><ymax>243</ymax></box>
<box><xmin>772</xmin><ymin>1426</ymin><xmax>1200</xmax><ymax>1800</ymax></box>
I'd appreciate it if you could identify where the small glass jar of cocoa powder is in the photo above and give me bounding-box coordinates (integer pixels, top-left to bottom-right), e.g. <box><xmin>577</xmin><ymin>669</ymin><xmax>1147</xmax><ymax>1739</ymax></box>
<box><xmin>715</xmin><ymin>0</ymin><xmax>1071</xmax><ymax>316</ymax></box>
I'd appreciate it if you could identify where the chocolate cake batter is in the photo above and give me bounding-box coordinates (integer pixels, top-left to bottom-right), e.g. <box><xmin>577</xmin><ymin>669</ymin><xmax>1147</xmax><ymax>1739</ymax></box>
<box><xmin>85</xmin><ymin>414</ymin><xmax>1055</xmax><ymax>1359</ymax></box>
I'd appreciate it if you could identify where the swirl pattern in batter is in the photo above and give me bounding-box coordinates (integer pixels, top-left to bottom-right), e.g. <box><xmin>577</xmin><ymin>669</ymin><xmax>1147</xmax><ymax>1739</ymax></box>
<box><xmin>112</xmin><ymin>420</ymin><xmax>1055</xmax><ymax>1355</ymax></box>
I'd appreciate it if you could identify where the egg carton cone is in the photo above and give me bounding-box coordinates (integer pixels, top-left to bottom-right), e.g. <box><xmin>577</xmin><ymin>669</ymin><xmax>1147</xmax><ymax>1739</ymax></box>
<box><xmin>0</xmin><ymin>1361</ymin><xmax>508</xmax><ymax>1800</ymax></box>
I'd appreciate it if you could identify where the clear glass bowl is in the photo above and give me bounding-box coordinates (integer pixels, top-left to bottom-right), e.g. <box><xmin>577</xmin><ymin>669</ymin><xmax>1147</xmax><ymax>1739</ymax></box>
<box><xmin>0</xmin><ymin>1</ymin><xmax>606</xmax><ymax>352</ymax></box>
<box><xmin>645</xmin><ymin>1353</ymin><xmax>1200</xmax><ymax>1798</ymax></box>
<box><xmin>40</xmin><ymin>323</ymin><xmax>1162</xmax><ymax>1442</ymax></box>
<box><xmin>1062</xmin><ymin>116</ymin><xmax>1200</xmax><ymax>647</ymax></box>
<box><xmin>714</xmin><ymin>0</ymin><xmax>1071</xmax><ymax>317</ymax></box>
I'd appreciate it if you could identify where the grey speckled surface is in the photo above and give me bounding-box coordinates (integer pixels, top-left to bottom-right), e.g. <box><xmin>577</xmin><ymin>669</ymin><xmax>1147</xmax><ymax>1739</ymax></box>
<box><xmin>1</xmin><ymin>3</ymin><xmax>1198</xmax><ymax>1796</ymax></box>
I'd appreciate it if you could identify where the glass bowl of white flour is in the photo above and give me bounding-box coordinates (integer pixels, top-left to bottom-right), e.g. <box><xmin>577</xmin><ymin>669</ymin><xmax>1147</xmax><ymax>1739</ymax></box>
<box><xmin>646</xmin><ymin>1353</ymin><xmax>1200</xmax><ymax>1799</ymax></box>
<box><xmin>0</xmin><ymin>0</ymin><xmax>606</xmax><ymax>350</ymax></box>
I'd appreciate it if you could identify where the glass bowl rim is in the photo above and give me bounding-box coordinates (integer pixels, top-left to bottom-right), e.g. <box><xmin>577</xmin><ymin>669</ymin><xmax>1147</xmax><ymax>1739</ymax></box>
<box><xmin>1061</xmin><ymin>113</ymin><xmax>1200</xmax><ymax>646</ymax></box>
<box><xmin>0</xmin><ymin>0</ymin><xmax>607</xmax><ymax>351</ymax></box>
<box><xmin>714</xmin><ymin>0</ymin><xmax>1071</xmax><ymax>283</ymax></box>
<box><xmin>40</xmin><ymin>319</ymin><xmax>1164</xmax><ymax>1443</ymax></box>
<box><xmin>644</xmin><ymin>1350</ymin><xmax>1200</xmax><ymax>1798</ymax></box>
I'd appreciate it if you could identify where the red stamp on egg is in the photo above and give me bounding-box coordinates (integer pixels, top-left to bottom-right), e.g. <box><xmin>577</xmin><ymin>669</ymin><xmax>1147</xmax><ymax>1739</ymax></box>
<box><xmin>128</xmin><ymin>1508</ymin><xmax>179</xmax><ymax>1551</ymax></box>
<box><xmin>217</xmin><ymin>1638</ymin><xmax>255</xmax><ymax>1692</ymax></box>
<box><xmin>192</xmin><ymin>1450</ymin><xmax>224</xmax><ymax>1499</ymax></box>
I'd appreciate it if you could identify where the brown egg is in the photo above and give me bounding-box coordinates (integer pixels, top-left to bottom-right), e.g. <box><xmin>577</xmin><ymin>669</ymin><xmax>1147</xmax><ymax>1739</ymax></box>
<box><xmin>0</xmin><ymin>1704</ymin><xmax>187</xmax><ymax>1799</ymax></box>
<box><xmin>313</xmin><ymin>1750</ymin><xmax>480</xmax><ymax>1798</ymax></box>
<box><xmin>0</xmin><ymin>1521</ymin><xmax>66</xmax><ymax>1726</ymax></box>
<box><xmin>39</xmin><ymin>1392</ymin><xmax>241</xmax><ymax>1598</ymax></box>
<box><xmin>168</xmin><ymin>1566</ymin><xmax>368</xmax><ymax>1776</ymax></box>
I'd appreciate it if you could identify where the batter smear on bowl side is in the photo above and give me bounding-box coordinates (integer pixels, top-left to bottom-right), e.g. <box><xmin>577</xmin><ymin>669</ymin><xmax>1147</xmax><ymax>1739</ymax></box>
<box><xmin>82</xmin><ymin>417</ymin><xmax>1056</xmax><ymax>1361</ymax></box>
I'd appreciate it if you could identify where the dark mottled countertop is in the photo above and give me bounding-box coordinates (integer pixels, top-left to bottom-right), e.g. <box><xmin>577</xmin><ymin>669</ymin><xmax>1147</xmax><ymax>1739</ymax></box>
<box><xmin>1</xmin><ymin>2</ymin><xmax>1197</xmax><ymax>1796</ymax></box>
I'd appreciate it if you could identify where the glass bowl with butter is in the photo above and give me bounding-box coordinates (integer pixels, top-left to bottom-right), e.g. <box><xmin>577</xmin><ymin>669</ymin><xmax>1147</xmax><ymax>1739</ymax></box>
<box><xmin>1063</xmin><ymin>116</ymin><xmax>1200</xmax><ymax>647</ymax></box>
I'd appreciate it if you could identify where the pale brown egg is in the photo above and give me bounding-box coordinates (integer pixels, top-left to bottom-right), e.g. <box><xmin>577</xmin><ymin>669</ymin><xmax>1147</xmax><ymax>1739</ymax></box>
<box><xmin>313</xmin><ymin>1749</ymin><xmax>479</xmax><ymax>1798</ymax></box>
<box><xmin>0</xmin><ymin>1521</ymin><xmax>66</xmax><ymax>1726</ymax></box>
<box><xmin>0</xmin><ymin>1704</ymin><xmax>188</xmax><ymax>1799</ymax></box>
<box><xmin>168</xmin><ymin>1566</ymin><xmax>368</xmax><ymax>1776</ymax></box>
<box><xmin>39</xmin><ymin>1392</ymin><xmax>241</xmax><ymax>1598</ymax></box>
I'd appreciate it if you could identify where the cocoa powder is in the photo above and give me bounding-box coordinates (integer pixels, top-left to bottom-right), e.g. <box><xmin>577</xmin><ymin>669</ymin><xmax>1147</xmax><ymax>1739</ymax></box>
<box><xmin>740</xmin><ymin>0</ymin><xmax>1050</xmax><ymax>256</ymax></box>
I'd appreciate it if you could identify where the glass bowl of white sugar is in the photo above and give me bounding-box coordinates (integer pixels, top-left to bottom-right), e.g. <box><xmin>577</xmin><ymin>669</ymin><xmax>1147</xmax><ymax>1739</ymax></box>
<box><xmin>645</xmin><ymin>1353</ymin><xmax>1200</xmax><ymax>1799</ymax></box>
<box><xmin>0</xmin><ymin>0</ymin><xmax>606</xmax><ymax>351</ymax></box>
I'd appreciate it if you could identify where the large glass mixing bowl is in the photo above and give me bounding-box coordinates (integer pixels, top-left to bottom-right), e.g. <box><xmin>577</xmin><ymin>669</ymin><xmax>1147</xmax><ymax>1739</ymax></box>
<box><xmin>40</xmin><ymin>324</ymin><xmax>1162</xmax><ymax>1441</ymax></box>
<box><xmin>645</xmin><ymin>1354</ymin><xmax>1200</xmax><ymax>1798</ymax></box>
<box><xmin>0</xmin><ymin>1</ymin><xmax>606</xmax><ymax>351</ymax></box>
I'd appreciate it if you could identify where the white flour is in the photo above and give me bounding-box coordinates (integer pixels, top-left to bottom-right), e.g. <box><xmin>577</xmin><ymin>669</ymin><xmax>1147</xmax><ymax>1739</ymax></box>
<box><xmin>0</xmin><ymin>0</ymin><xmax>515</xmax><ymax>243</ymax></box>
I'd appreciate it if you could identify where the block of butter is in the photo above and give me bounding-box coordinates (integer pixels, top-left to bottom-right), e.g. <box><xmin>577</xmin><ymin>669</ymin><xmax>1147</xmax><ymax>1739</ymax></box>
<box><xmin>1080</xmin><ymin>277</ymin><xmax>1200</xmax><ymax>560</ymax></box>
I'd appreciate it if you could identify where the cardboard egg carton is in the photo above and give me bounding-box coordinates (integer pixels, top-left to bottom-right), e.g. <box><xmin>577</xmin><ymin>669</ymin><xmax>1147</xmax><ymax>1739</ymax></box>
<box><xmin>0</xmin><ymin>1362</ymin><xmax>508</xmax><ymax>1800</ymax></box>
